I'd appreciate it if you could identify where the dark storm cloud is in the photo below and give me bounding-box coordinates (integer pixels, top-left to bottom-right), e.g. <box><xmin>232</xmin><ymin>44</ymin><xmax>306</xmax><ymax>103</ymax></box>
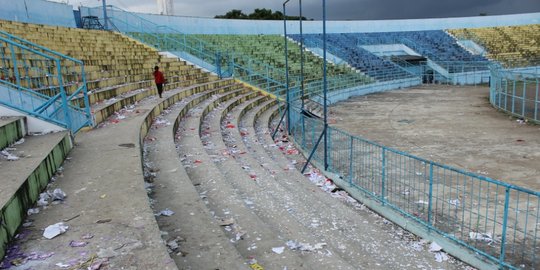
<box><xmin>300</xmin><ymin>0</ymin><xmax>540</xmax><ymax>20</ymax></box>
<box><xmin>60</xmin><ymin>0</ymin><xmax>540</xmax><ymax>20</ymax></box>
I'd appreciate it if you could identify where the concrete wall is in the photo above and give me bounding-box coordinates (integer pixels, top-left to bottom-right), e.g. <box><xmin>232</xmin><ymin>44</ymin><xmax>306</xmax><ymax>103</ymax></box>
<box><xmin>0</xmin><ymin>0</ymin><xmax>76</xmax><ymax>28</ymax></box>
<box><xmin>81</xmin><ymin>6</ymin><xmax>540</xmax><ymax>35</ymax></box>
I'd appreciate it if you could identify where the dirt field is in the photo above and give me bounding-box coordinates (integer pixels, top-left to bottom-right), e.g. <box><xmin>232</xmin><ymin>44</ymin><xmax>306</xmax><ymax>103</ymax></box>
<box><xmin>330</xmin><ymin>84</ymin><xmax>540</xmax><ymax>192</ymax></box>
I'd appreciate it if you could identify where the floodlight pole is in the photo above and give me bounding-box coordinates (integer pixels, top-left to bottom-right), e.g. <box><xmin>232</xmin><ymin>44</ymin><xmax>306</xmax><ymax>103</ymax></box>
<box><xmin>301</xmin><ymin>0</ymin><xmax>329</xmax><ymax>173</ymax></box>
<box><xmin>322</xmin><ymin>0</ymin><xmax>328</xmax><ymax>170</ymax></box>
<box><xmin>102</xmin><ymin>0</ymin><xmax>109</xmax><ymax>30</ymax></box>
<box><xmin>299</xmin><ymin>0</ymin><xmax>305</xmax><ymax>110</ymax></box>
<box><xmin>283</xmin><ymin>0</ymin><xmax>291</xmax><ymax>135</ymax></box>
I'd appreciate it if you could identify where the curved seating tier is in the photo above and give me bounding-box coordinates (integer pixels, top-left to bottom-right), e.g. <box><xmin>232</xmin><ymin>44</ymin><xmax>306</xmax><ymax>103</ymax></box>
<box><xmin>448</xmin><ymin>24</ymin><xmax>540</xmax><ymax>68</ymax></box>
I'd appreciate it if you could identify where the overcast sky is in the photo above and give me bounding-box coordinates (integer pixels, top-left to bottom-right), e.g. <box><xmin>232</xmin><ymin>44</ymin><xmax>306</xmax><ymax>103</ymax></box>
<box><xmin>55</xmin><ymin>0</ymin><xmax>540</xmax><ymax>20</ymax></box>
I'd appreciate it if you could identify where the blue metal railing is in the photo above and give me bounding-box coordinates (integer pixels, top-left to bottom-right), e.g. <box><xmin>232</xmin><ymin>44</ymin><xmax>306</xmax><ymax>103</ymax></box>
<box><xmin>84</xmin><ymin>6</ymin><xmax>386</xmax><ymax>102</ymax></box>
<box><xmin>490</xmin><ymin>66</ymin><xmax>540</xmax><ymax>124</ymax></box>
<box><xmin>289</xmin><ymin>104</ymin><xmax>539</xmax><ymax>269</ymax></box>
<box><xmin>0</xmin><ymin>31</ymin><xmax>92</xmax><ymax>133</ymax></box>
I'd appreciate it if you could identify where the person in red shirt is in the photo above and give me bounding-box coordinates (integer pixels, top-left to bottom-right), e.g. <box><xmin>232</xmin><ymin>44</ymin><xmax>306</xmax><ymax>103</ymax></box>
<box><xmin>153</xmin><ymin>66</ymin><xmax>166</xmax><ymax>98</ymax></box>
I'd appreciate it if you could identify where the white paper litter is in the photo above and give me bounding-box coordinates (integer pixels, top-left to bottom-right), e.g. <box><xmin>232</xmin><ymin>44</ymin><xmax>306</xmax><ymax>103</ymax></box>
<box><xmin>429</xmin><ymin>242</ymin><xmax>442</xmax><ymax>252</ymax></box>
<box><xmin>55</xmin><ymin>263</ymin><xmax>70</xmax><ymax>268</ymax></box>
<box><xmin>1</xmin><ymin>150</ymin><xmax>19</xmax><ymax>161</ymax></box>
<box><xmin>43</xmin><ymin>222</ymin><xmax>69</xmax><ymax>239</ymax></box>
<box><xmin>37</xmin><ymin>192</ymin><xmax>50</xmax><ymax>206</ymax></box>
<box><xmin>50</xmin><ymin>188</ymin><xmax>67</xmax><ymax>201</ymax></box>
<box><xmin>434</xmin><ymin>251</ymin><xmax>449</xmax><ymax>262</ymax></box>
<box><xmin>272</xmin><ymin>246</ymin><xmax>285</xmax><ymax>254</ymax></box>
<box><xmin>469</xmin><ymin>232</ymin><xmax>493</xmax><ymax>243</ymax></box>
<box><xmin>286</xmin><ymin>240</ymin><xmax>327</xmax><ymax>252</ymax></box>
<box><xmin>27</xmin><ymin>208</ymin><xmax>40</xmax><ymax>215</ymax></box>
<box><xmin>156</xmin><ymin>208</ymin><xmax>175</xmax><ymax>216</ymax></box>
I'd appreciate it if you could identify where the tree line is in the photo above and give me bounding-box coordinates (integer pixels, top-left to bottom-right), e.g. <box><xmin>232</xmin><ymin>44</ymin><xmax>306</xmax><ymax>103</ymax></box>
<box><xmin>215</xmin><ymin>8</ymin><xmax>310</xmax><ymax>20</ymax></box>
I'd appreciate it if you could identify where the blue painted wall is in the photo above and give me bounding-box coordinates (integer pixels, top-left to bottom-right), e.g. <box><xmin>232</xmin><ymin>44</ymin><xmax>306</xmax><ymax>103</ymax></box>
<box><xmin>0</xmin><ymin>0</ymin><xmax>76</xmax><ymax>28</ymax></box>
<box><xmin>81</xmin><ymin>6</ymin><xmax>540</xmax><ymax>35</ymax></box>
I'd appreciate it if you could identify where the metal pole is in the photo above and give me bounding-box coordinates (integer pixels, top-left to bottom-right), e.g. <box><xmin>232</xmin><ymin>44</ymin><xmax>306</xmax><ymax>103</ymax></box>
<box><xmin>102</xmin><ymin>0</ymin><xmax>109</xmax><ymax>30</ymax></box>
<box><xmin>283</xmin><ymin>0</ymin><xmax>291</xmax><ymax>135</ymax></box>
<box><xmin>299</xmin><ymin>0</ymin><xmax>305</xmax><ymax>110</ymax></box>
<box><xmin>323</xmin><ymin>0</ymin><xmax>328</xmax><ymax>170</ymax></box>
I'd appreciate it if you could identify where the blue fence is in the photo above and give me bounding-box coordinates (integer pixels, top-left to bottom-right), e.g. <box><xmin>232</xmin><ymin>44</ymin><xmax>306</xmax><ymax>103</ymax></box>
<box><xmin>0</xmin><ymin>31</ymin><xmax>92</xmax><ymax>133</ymax></box>
<box><xmin>289</xmin><ymin>95</ymin><xmax>539</xmax><ymax>269</ymax></box>
<box><xmin>490</xmin><ymin>67</ymin><xmax>540</xmax><ymax>124</ymax></box>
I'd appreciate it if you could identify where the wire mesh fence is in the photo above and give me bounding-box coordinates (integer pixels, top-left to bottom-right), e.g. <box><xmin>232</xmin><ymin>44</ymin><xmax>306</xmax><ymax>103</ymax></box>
<box><xmin>289</xmin><ymin>105</ymin><xmax>539</xmax><ymax>269</ymax></box>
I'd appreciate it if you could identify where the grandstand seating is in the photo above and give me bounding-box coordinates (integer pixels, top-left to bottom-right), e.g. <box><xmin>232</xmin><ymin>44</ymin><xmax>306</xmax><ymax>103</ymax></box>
<box><xmin>448</xmin><ymin>24</ymin><xmax>540</xmax><ymax>68</ymax></box>
<box><xmin>291</xmin><ymin>33</ymin><xmax>414</xmax><ymax>80</ymax></box>
<box><xmin>0</xmin><ymin>19</ymin><xmax>218</xmax><ymax>123</ymax></box>
<box><xmin>293</xmin><ymin>30</ymin><xmax>488</xmax><ymax>77</ymax></box>
<box><xmin>1</xmin><ymin>8</ymin><xmax>539</xmax><ymax>268</ymax></box>
<box><xmin>127</xmin><ymin>32</ymin><xmax>375</xmax><ymax>98</ymax></box>
<box><xmin>190</xmin><ymin>34</ymin><xmax>364</xmax><ymax>82</ymax></box>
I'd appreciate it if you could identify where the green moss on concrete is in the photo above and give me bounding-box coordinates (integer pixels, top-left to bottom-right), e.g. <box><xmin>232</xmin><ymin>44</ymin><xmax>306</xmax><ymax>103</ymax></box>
<box><xmin>0</xmin><ymin>135</ymin><xmax>72</xmax><ymax>260</ymax></box>
<box><xmin>0</xmin><ymin>118</ymin><xmax>24</xmax><ymax>150</ymax></box>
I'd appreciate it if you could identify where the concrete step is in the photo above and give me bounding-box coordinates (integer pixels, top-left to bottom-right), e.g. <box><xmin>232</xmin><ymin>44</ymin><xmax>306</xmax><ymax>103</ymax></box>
<box><xmin>177</xmin><ymin>90</ymin><xmax>317</xmax><ymax>269</ymax></box>
<box><xmin>0</xmin><ymin>81</ymin><xmax>237</xmax><ymax>269</ymax></box>
<box><xmin>90</xmin><ymin>74</ymin><xmax>219</xmax><ymax>126</ymax></box>
<box><xmin>0</xmin><ymin>131</ymin><xmax>72</xmax><ymax>260</ymax></box>
<box><xmin>0</xmin><ymin>117</ymin><xmax>26</xmax><ymax>150</ymax></box>
<box><xmin>207</xmin><ymin>94</ymin><xmax>358</xmax><ymax>269</ymax></box>
<box><xmin>143</xmin><ymin>82</ymin><xmax>249</xmax><ymax>269</ymax></box>
<box><xmin>250</xmin><ymin>104</ymin><xmax>468</xmax><ymax>269</ymax></box>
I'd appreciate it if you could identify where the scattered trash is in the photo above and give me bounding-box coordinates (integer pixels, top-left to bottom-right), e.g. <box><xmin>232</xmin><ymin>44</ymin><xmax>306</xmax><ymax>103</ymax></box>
<box><xmin>218</xmin><ymin>218</ymin><xmax>235</xmax><ymax>226</ymax></box>
<box><xmin>0</xmin><ymin>149</ymin><xmax>19</xmax><ymax>161</ymax></box>
<box><xmin>27</xmin><ymin>208</ymin><xmax>40</xmax><ymax>215</ymax></box>
<box><xmin>82</xmin><ymin>233</ymin><xmax>94</xmax><ymax>239</ymax></box>
<box><xmin>448</xmin><ymin>199</ymin><xmax>460</xmax><ymax>208</ymax></box>
<box><xmin>225</xmin><ymin>123</ymin><xmax>236</xmax><ymax>129</ymax></box>
<box><xmin>248</xmin><ymin>257</ymin><xmax>264</xmax><ymax>270</ymax></box>
<box><xmin>96</xmin><ymin>219</ymin><xmax>112</xmax><ymax>224</ymax></box>
<box><xmin>428</xmin><ymin>242</ymin><xmax>449</xmax><ymax>262</ymax></box>
<box><xmin>415</xmin><ymin>200</ymin><xmax>429</xmax><ymax>205</ymax></box>
<box><xmin>97</xmin><ymin>247</ymin><xmax>118</xmax><ymax>258</ymax></box>
<box><xmin>37</xmin><ymin>192</ymin><xmax>50</xmax><ymax>206</ymax></box>
<box><xmin>156</xmin><ymin>208</ymin><xmax>175</xmax><ymax>217</ymax></box>
<box><xmin>469</xmin><ymin>232</ymin><xmax>493</xmax><ymax>243</ymax></box>
<box><xmin>428</xmin><ymin>242</ymin><xmax>442</xmax><ymax>252</ymax></box>
<box><xmin>434</xmin><ymin>251</ymin><xmax>449</xmax><ymax>262</ymax></box>
<box><xmin>55</xmin><ymin>262</ymin><xmax>71</xmax><ymax>268</ymax></box>
<box><xmin>50</xmin><ymin>188</ymin><xmax>67</xmax><ymax>201</ymax></box>
<box><xmin>272</xmin><ymin>246</ymin><xmax>285</xmax><ymax>254</ymax></box>
<box><xmin>118</xmin><ymin>143</ymin><xmax>135</xmax><ymax>148</ymax></box>
<box><xmin>167</xmin><ymin>239</ymin><xmax>179</xmax><ymax>251</ymax></box>
<box><xmin>286</xmin><ymin>240</ymin><xmax>327</xmax><ymax>252</ymax></box>
<box><xmin>69</xmin><ymin>241</ymin><xmax>89</xmax><ymax>247</ymax></box>
<box><xmin>43</xmin><ymin>222</ymin><xmax>69</xmax><ymax>239</ymax></box>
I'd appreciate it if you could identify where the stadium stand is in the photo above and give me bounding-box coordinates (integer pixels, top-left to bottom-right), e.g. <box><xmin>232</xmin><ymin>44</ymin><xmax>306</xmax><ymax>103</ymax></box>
<box><xmin>291</xmin><ymin>33</ymin><xmax>414</xmax><ymax>80</ymax></box>
<box><xmin>0</xmin><ymin>3</ymin><xmax>539</xmax><ymax>268</ymax></box>
<box><xmin>448</xmin><ymin>24</ymin><xmax>540</xmax><ymax>67</ymax></box>
<box><xmin>0</xmin><ymin>19</ymin><xmax>217</xmax><ymax>124</ymax></box>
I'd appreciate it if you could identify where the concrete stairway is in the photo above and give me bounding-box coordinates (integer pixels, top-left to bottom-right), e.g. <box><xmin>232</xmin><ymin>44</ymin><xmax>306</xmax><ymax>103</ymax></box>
<box><xmin>141</xmin><ymin>81</ymin><xmax>472</xmax><ymax>268</ymax></box>
<box><xmin>0</xmin><ymin>116</ymin><xmax>71</xmax><ymax>260</ymax></box>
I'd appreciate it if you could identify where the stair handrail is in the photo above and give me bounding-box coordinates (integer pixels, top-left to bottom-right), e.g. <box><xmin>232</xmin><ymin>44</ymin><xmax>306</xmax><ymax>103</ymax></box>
<box><xmin>0</xmin><ymin>34</ymin><xmax>92</xmax><ymax>133</ymax></box>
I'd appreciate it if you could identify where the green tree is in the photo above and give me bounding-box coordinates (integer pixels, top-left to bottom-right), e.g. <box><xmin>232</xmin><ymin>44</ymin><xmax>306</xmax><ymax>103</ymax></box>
<box><xmin>215</xmin><ymin>8</ymin><xmax>308</xmax><ymax>20</ymax></box>
<box><xmin>215</xmin><ymin>9</ymin><xmax>247</xmax><ymax>19</ymax></box>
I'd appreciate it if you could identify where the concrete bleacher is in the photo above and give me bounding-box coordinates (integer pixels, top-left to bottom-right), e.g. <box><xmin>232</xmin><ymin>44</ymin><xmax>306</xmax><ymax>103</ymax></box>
<box><xmin>448</xmin><ymin>24</ymin><xmax>540</xmax><ymax>68</ymax></box>
<box><xmin>0</xmin><ymin>19</ymin><xmax>224</xmax><ymax>267</ymax></box>
<box><xmin>292</xmin><ymin>33</ymin><xmax>414</xmax><ymax>81</ymax></box>
<box><xmin>0</xmin><ymin>19</ymin><xmax>218</xmax><ymax>124</ymax></box>
<box><xmin>190</xmin><ymin>34</ymin><xmax>369</xmax><ymax>83</ymax></box>
<box><xmin>3</xmin><ymin>6</ymin><xmax>538</xmax><ymax>268</ymax></box>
